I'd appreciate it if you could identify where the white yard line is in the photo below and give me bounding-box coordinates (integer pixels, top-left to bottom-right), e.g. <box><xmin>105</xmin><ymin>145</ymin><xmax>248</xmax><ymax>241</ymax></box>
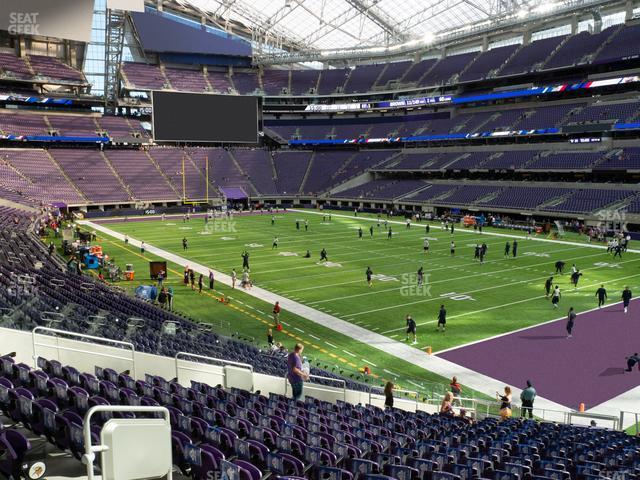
<box><xmin>433</xmin><ymin>298</ymin><xmax>628</xmax><ymax>355</ymax></box>
<box><xmin>289</xmin><ymin>209</ymin><xmax>640</xmax><ymax>254</ymax></box>
<box><xmin>346</xmin><ymin>257</ymin><xmax>640</xmax><ymax>320</ymax></box>
<box><xmin>81</xmin><ymin>219</ymin><xmax>635</xmax><ymax>422</ymax></box>
<box><xmin>307</xmin><ymin>246</ymin><xmax>603</xmax><ymax>305</ymax></box>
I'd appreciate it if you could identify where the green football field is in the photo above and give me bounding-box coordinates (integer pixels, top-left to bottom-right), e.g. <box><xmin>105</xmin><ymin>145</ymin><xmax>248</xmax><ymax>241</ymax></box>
<box><xmin>78</xmin><ymin>209</ymin><xmax>640</xmax><ymax>399</ymax></box>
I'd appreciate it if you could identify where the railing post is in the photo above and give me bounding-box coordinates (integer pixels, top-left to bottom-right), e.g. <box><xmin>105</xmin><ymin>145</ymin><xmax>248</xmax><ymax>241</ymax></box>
<box><xmin>32</xmin><ymin>326</ymin><xmax>136</xmax><ymax>378</ymax></box>
<box><xmin>174</xmin><ymin>351</ymin><xmax>254</xmax><ymax>392</ymax></box>
<box><xmin>82</xmin><ymin>405</ymin><xmax>171</xmax><ymax>480</ymax></box>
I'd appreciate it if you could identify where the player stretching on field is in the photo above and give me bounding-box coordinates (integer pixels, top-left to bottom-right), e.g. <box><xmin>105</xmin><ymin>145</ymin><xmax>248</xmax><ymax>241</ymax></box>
<box><xmin>423</xmin><ymin>238</ymin><xmax>430</xmax><ymax>254</ymax></box>
<box><xmin>544</xmin><ymin>276</ymin><xmax>554</xmax><ymax>298</ymax></box>
<box><xmin>366</xmin><ymin>267</ymin><xmax>373</xmax><ymax>288</ymax></box>
<box><xmin>272</xmin><ymin>237</ymin><xmax>279</xmax><ymax>249</ymax></box>
<box><xmin>320</xmin><ymin>248</ymin><xmax>328</xmax><ymax>262</ymax></box>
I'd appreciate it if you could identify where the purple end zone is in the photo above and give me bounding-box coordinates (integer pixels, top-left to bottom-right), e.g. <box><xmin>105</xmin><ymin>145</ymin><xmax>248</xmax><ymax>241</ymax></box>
<box><xmin>439</xmin><ymin>299</ymin><xmax>640</xmax><ymax>409</ymax></box>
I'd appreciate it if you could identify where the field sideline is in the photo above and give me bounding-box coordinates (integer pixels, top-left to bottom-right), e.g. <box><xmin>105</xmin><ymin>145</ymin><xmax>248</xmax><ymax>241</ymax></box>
<box><xmin>79</xmin><ymin>209</ymin><xmax>640</xmax><ymax>402</ymax></box>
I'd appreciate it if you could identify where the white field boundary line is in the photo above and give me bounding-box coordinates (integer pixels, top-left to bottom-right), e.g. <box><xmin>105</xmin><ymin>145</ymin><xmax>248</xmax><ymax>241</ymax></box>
<box><xmin>433</xmin><ymin>296</ymin><xmax>640</xmax><ymax>425</ymax></box>
<box><xmin>284</xmin><ymin>241</ymin><xmax>582</xmax><ymax>294</ymax></box>
<box><xmin>255</xmin><ymin>236</ymin><xmax>582</xmax><ymax>287</ymax></box>
<box><xmin>307</xmin><ymin>247</ymin><xmax>607</xmax><ymax>305</ymax></box>
<box><xmin>220</xmin><ymin>222</ymin><xmax>568</xmax><ymax>285</ymax></box>
<box><xmin>378</xmin><ymin>261</ymin><xmax>640</xmax><ymax>333</ymax></box>
<box><xmin>344</xmin><ymin>256</ymin><xmax>640</xmax><ymax>319</ymax></box>
<box><xmin>79</xmin><ymin>220</ymin><xmax>619</xmax><ymax>421</ymax></box>
<box><xmin>433</xmin><ymin>298</ymin><xmax>630</xmax><ymax>355</ymax></box>
<box><xmin>289</xmin><ymin>209</ymin><xmax>640</xmax><ymax>254</ymax></box>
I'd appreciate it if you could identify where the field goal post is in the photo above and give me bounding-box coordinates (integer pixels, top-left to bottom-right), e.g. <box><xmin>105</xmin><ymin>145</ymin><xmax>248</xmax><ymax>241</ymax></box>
<box><xmin>180</xmin><ymin>148</ymin><xmax>218</xmax><ymax>207</ymax></box>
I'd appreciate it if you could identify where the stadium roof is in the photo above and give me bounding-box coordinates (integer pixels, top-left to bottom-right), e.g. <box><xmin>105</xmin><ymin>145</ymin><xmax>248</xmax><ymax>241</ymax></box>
<box><xmin>174</xmin><ymin>0</ymin><xmax>605</xmax><ymax>54</ymax></box>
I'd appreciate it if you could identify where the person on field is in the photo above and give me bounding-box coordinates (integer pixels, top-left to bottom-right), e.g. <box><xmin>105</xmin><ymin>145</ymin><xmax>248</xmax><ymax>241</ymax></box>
<box><xmin>545</xmin><ymin>276</ymin><xmax>554</xmax><ymax>298</ymax></box>
<box><xmin>437</xmin><ymin>305</ymin><xmax>447</xmax><ymax>332</ymax></box>
<box><xmin>625</xmin><ymin>353</ymin><xmax>640</xmax><ymax>372</ymax></box>
<box><xmin>622</xmin><ymin>286</ymin><xmax>632</xmax><ymax>314</ymax></box>
<box><xmin>405</xmin><ymin>315</ymin><xmax>417</xmax><ymax>344</ymax></box>
<box><xmin>596</xmin><ymin>284</ymin><xmax>607</xmax><ymax>308</ymax></box>
<box><xmin>273</xmin><ymin>301</ymin><xmax>281</xmax><ymax>326</ymax></box>
<box><xmin>551</xmin><ymin>285</ymin><xmax>561</xmax><ymax>308</ymax></box>
<box><xmin>566</xmin><ymin>307</ymin><xmax>576</xmax><ymax>338</ymax></box>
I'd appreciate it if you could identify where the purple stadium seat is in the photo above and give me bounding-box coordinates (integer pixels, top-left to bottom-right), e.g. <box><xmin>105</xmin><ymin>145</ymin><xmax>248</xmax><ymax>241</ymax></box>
<box><xmin>0</xmin><ymin>430</ymin><xmax>31</xmax><ymax>479</ymax></box>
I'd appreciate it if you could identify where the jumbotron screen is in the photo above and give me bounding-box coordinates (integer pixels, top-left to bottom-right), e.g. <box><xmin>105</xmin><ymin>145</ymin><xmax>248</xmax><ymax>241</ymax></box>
<box><xmin>152</xmin><ymin>91</ymin><xmax>260</xmax><ymax>143</ymax></box>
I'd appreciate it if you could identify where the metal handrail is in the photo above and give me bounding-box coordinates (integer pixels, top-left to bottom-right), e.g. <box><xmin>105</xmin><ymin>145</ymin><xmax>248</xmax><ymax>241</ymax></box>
<box><xmin>174</xmin><ymin>351</ymin><xmax>255</xmax><ymax>391</ymax></box>
<box><xmin>40</xmin><ymin>311</ymin><xmax>64</xmax><ymax>324</ymax></box>
<box><xmin>82</xmin><ymin>405</ymin><xmax>172</xmax><ymax>480</ymax></box>
<box><xmin>370</xmin><ymin>388</ymin><xmax>420</xmax><ymax>410</ymax></box>
<box><xmin>568</xmin><ymin>410</ymin><xmax>620</xmax><ymax>430</ymax></box>
<box><xmin>32</xmin><ymin>327</ymin><xmax>136</xmax><ymax>378</ymax></box>
<box><xmin>284</xmin><ymin>373</ymin><xmax>347</xmax><ymax>401</ymax></box>
<box><xmin>174</xmin><ymin>351</ymin><xmax>254</xmax><ymax>375</ymax></box>
<box><xmin>620</xmin><ymin>411</ymin><xmax>640</xmax><ymax>435</ymax></box>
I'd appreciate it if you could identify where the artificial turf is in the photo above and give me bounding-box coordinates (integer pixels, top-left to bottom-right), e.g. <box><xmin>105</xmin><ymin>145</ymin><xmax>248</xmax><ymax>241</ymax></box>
<box><xmin>75</xmin><ymin>209</ymin><xmax>640</xmax><ymax>401</ymax></box>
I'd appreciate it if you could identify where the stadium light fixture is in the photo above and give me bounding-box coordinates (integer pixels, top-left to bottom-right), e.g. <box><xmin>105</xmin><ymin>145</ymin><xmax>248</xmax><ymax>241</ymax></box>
<box><xmin>533</xmin><ymin>2</ymin><xmax>560</xmax><ymax>14</ymax></box>
<box><xmin>422</xmin><ymin>32</ymin><xmax>435</xmax><ymax>43</ymax></box>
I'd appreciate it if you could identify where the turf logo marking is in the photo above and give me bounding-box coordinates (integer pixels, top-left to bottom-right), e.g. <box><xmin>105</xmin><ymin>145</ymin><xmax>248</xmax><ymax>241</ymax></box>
<box><xmin>165</xmin><ymin>223</ymin><xmax>176</xmax><ymax>226</ymax></box>
<box><xmin>593</xmin><ymin>262</ymin><xmax>622</xmax><ymax>268</ymax></box>
<box><xmin>522</xmin><ymin>252</ymin><xmax>549</xmax><ymax>258</ymax></box>
<box><xmin>440</xmin><ymin>291</ymin><xmax>476</xmax><ymax>301</ymax></box>
<box><xmin>371</xmin><ymin>274</ymin><xmax>399</xmax><ymax>282</ymax></box>
<box><xmin>278</xmin><ymin>251</ymin><xmax>298</xmax><ymax>257</ymax></box>
<box><xmin>422</xmin><ymin>237</ymin><xmax>439</xmax><ymax>241</ymax></box>
<box><xmin>178</xmin><ymin>227</ymin><xmax>193</xmax><ymax>230</ymax></box>
<box><xmin>317</xmin><ymin>261</ymin><xmax>342</xmax><ymax>268</ymax></box>
<box><xmin>220</xmin><ymin>237</ymin><xmax>236</xmax><ymax>241</ymax></box>
<box><xmin>244</xmin><ymin>243</ymin><xmax>263</xmax><ymax>248</ymax></box>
